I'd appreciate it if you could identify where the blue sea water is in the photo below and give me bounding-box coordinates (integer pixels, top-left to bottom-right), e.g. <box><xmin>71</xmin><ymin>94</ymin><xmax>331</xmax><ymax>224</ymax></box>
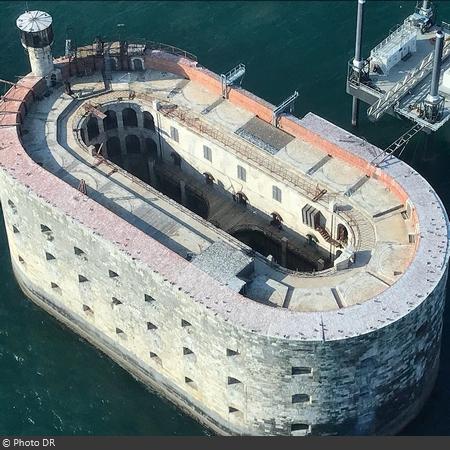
<box><xmin>0</xmin><ymin>0</ymin><xmax>449</xmax><ymax>435</ymax></box>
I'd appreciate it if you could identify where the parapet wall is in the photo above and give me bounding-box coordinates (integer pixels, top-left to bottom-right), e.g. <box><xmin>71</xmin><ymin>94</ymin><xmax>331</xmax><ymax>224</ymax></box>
<box><xmin>0</xmin><ymin>46</ymin><xmax>448</xmax><ymax>435</ymax></box>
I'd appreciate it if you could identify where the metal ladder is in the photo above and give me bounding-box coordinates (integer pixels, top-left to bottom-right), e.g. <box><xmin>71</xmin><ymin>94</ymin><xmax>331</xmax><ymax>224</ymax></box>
<box><xmin>220</xmin><ymin>64</ymin><xmax>245</xmax><ymax>98</ymax></box>
<box><xmin>371</xmin><ymin>123</ymin><xmax>423</xmax><ymax>166</ymax></box>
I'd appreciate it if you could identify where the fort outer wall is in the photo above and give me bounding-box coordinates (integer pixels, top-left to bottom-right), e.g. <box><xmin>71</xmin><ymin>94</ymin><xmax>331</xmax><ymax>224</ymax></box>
<box><xmin>0</xmin><ymin>49</ymin><xmax>448</xmax><ymax>435</ymax></box>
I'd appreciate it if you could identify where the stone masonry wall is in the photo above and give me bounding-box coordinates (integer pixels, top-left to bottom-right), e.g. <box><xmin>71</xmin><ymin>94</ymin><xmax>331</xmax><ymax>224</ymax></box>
<box><xmin>0</xmin><ymin>171</ymin><xmax>447</xmax><ymax>435</ymax></box>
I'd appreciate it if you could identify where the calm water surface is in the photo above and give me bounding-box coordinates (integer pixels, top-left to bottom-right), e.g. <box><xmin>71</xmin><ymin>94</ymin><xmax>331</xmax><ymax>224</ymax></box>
<box><xmin>0</xmin><ymin>0</ymin><xmax>449</xmax><ymax>435</ymax></box>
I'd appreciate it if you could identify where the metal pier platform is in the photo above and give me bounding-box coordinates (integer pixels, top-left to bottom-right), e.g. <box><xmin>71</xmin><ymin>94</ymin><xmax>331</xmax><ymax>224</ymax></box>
<box><xmin>347</xmin><ymin>1</ymin><xmax>450</xmax><ymax>132</ymax></box>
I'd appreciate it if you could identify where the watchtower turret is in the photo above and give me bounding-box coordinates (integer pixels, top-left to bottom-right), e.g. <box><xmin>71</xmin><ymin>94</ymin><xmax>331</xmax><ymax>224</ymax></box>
<box><xmin>16</xmin><ymin>10</ymin><xmax>59</xmax><ymax>84</ymax></box>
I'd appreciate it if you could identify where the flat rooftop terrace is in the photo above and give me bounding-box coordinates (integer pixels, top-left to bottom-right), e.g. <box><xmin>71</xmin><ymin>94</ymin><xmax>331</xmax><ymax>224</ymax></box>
<box><xmin>18</xmin><ymin>66</ymin><xmax>417</xmax><ymax>313</ymax></box>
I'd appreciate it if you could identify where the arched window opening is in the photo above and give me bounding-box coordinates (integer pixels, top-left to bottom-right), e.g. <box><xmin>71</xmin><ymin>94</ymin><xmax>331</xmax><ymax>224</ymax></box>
<box><xmin>234</xmin><ymin>191</ymin><xmax>248</xmax><ymax>207</ymax></box>
<box><xmin>171</xmin><ymin>152</ymin><xmax>181</xmax><ymax>167</ymax></box>
<box><xmin>125</xmin><ymin>135</ymin><xmax>141</xmax><ymax>154</ymax></box>
<box><xmin>337</xmin><ymin>224</ymin><xmax>349</xmax><ymax>245</ymax></box>
<box><xmin>122</xmin><ymin>107</ymin><xmax>138</xmax><ymax>127</ymax></box>
<box><xmin>103</xmin><ymin>110</ymin><xmax>118</xmax><ymax>130</ymax></box>
<box><xmin>86</xmin><ymin>115</ymin><xmax>99</xmax><ymax>141</ymax></box>
<box><xmin>106</xmin><ymin>136</ymin><xmax>122</xmax><ymax>166</ymax></box>
<box><xmin>132</xmin><ymin>58</ymin><xmax>144</xmax><ymax>71</ymax></box>
<box><xmin>307</xmin><ymin>233</ymin><xmax>318</xmax><ymax>246</ymax></box>
<box><xmin>145</xmin><ymin>138</ymin><xmax>158</xmax><ymax>160</ymax></box>
<box><xmin>270</xmin><ymin>212</ymin><xmax>283</xmax><ymax>230</ymax></box>
<box><xmin>110</xmin><ymin>58</ymin><xmax>118</xmax><ymax>71</ymax></box>
<box><xmin>203</xmin><ymin>172</ymin><xmax>215</xmax><ymax>185</ymax></box>
<box><xmin>143</xmin><ymin>111</ymin><xmax>155</xmax><ymax>131</ymax></box>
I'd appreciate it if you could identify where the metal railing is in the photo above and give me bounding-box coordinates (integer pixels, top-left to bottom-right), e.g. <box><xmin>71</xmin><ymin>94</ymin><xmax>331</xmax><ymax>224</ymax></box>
<box><xmin>368</xmin><ymin>38</ymin><xmax>450</xmax><ymax>120</ymax></box>
<box><xmin>71</xmin><ymin>39</ymin><xmax>197</xmax><ymax>62</ymax></box>
<box><xmin>155</xmin><ymin>100</ymin><xmax>329</xmax><ymax>204</ymax></box>
<box><xmin>370</xmin><ymin>20</ymin><xmax>415</xmax><ymax>56</ymax></box>
<box><xmin>130</xmin><ymin>39</ymin><xmax>198</xmax><ymax>61</ymax></box>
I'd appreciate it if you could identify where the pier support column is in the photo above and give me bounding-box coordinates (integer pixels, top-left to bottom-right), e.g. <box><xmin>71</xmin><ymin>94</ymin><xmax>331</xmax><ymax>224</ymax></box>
<box><xmin>281</xmin><ymin>237</ymin><xmax>288</xmax><ymax>268</ymax></box>
<box><xmin>180</xmin><ymin>180</ymin><xmax>187</xmax><ymax>207</ymax></box>
<box><xmin>351</xmin><ymin>0</ymin><xmax>366</xmax><ymax>127</ymax></box>
<box><xmin>351</xmin><ymin>97</ymin><xmax>360</xmax><ymax>127</ymax></box>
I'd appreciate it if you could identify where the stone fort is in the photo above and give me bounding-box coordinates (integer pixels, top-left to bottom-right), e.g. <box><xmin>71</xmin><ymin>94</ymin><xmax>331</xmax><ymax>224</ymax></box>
<box><xmin>0</xmin><ymin>10</ymin><xmax>449</xmax><ymax>435</ymax></box>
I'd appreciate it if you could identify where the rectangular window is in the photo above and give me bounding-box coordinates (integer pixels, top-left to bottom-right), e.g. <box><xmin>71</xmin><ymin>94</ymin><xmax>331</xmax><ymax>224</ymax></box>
<box><xmin>272</xmin><ymin>185</ymin><xmax>282</xmax><ymax>203</ymax></box>
<box><xmin>170</xmin><ymin>126</ymin><xmax>179</xmax><ymax>142</ymax></box>
<box><xmin>292</xmin><ymin>394</ymin><xmax>310</xmax><ymax>404</ymax></box>
<box><xmin>203</xmin><ymin>145</ymin><xmax>212</xmax><ymax>162</ymax></box>
<box><xmin>237</xmin><ymin>165</ymin><xmax>246</xmax><ymax>182</ymax></box>
<box><xmin>292</xmin><ymin>367</ymin><xmax>312</xmax><ymax>375</ymax></box>
<box><xmin>291</xmin><ymin>423</ymin><xmax>310</xmax><ymax>433</ymax></box>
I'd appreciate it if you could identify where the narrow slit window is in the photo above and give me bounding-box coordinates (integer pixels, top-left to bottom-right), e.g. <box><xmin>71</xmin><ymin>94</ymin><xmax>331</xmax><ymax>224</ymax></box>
<box><xmin>292</xmin><ymin>367</ymin><xmax>312</xmax><ymax>375</ymax></box>
<box><xmin>408</xmin><ymin>234</ymin><xmax>416</xmax><ymax>244</ymax></box>
<box><xmin>147</xmin><ymin>322</ymin><xmax>157</xmax><ymax>330</ymax></box>
<box><xmin>45</xmin><ymin>252</ymin><xmax>55</xmax><ymax>261</ymax></box>
<box><xmin>184</xmin><ymin>377</ymin><xmax>197</xmax><ymax>389</ymax></box>
<box><xmin>50</xmin><ymin>282</ymin><xmax>61</xmax><ymax>294</ymax></box>
<box><xmin>292</xmin><ymin>394</ymin><xmax>310</xmax><ymax>404</ymax></box>
<box><xmin>149</xmin><ymin>352</ymin><xmax>162</xmax><ymax>365</ymax></box>
<box><xmin>82</xmin><ymin>304</ymin><xmax>94</xmax><ymax>315</ymax></box>
<box><xmin>74</xmin><ymin>247</ymin><xmax>86</xmax><ymax>257</ymax></box>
